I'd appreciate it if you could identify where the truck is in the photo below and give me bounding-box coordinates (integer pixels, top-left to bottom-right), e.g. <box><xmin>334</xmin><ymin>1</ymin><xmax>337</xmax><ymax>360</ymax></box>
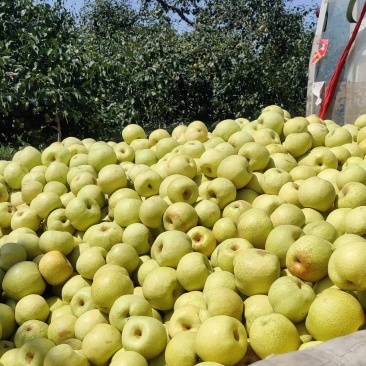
<box><xmin>306</xmin><ymin>0</ymin><xmax>366</xmax><ymax>124</ymax></box>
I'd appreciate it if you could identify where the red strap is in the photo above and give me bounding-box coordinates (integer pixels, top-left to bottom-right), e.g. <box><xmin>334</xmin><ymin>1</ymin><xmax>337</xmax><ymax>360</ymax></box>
<box><xmin>318</xmin><ymin>1</ymin><xmax>366</xmax><ymax>119</ymax></box>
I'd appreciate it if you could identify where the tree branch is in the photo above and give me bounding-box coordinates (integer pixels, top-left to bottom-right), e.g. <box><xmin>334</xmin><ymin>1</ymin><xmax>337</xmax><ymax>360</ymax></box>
<box><xmin>155</xmin><ymin>0</ymin><xmax>195</xmax><ymax>27</ymax></box>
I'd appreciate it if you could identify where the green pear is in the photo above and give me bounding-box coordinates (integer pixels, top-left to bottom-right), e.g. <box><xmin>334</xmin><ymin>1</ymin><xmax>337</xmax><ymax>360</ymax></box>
<box><xmin>195</xmin><ymin>315</ymin><xmax>247</xmax><ymax>366</ymax></box>
<box><xmin>166</xmin><ymin>175</ymin><xmax>199</xmax><ymax>204</ymax></box>
<box><xmin>176</xmin><ymin>252</ymin><xmax>212</xmax><ymax>291</ymax></box>
<box><xmin>336</xmin><ymin>181</ymin><xmax>366</xmax><ymax>208</ymax></box>
<box><xmin>83</xmin><ymin>221</ymin><xmax>123</xmax><ymax>252</ymax></box>
<box><xmin>234</xmin><ymin>249</ymin><xmax>280</xmax><ymax>296</ymax></box>
<box><xmin>306</xmin><ymin>288</ymin><xmax>365</xmax><ymax>341</ymax></box>
<box><xmin>109</xmin><ymin>294</ymin><xmax>153</xmax><ymax>332</ymax></box>
<box><xmin>286</xmin><ymin>235</ymin><xmax>332</xmax><ymax>283</ymax></box>
<box><xmin>121</xmin><ymin>316</ymin><xmax>167</xmax><ymax>360</ymax></box>
<box><xmin>265</xmin><ymin>224</ymin><xmax>304</xmax><ymax>268</ymax></box>
<box><xmin>243</xmin><ymin>294</ymin><xmax>274</xmax><ymax>334</ymax></box>
<box><xmin>249</xmin><ymin>313</ymin><xmax>300</xmax><ymax>359</ymax></box>
<box><xmin>70</xmin><ymin>286</ymin><xmax>95</xmax><ymax>318</ymax></box>
<box><xmin>44</xmin><ymin>344</ymin><xmax>89</xmax><ymax>366</ymax></box>
<box><xmin>203</xmin><ymin>270</ymin><xmax>237</xmax><ymax>293</ymax></box>
<box><xmin>165</xmin><ymin>330</ymin><xmax>198</xmax><ymax>366</ymax></box>
<box><xmin>2</xmin><ymin>261</ymin><xmax>46</xmax><ymax>301</ymax></box>
<box><xmin>302</xmin><ymin>220</ymin><xmax>338</xmax><ymax>243</ymax></box>
<box><xmin>61</xmin><ymin>275</ymin><xmax>92</xmax><ymax>304</ymax></box>
<box><xmin>75</xmin><ymin>246</ymin><xmax>107</xmax><ymax>280</ymax></box>
<box><xmin>200</xmin><ymin>287</ymin><xmax>243</xmax><ymax>322</ymax></box>
<box><xmin>298</xmin><ymin>176</ymin><xmax>336</xmax><ymax>212</ymax></box>
<box><xmin>344</xmin><ymin>206</ymin><xmax>366</xmax><ymax>236</ymax></box>
<box><xmin>252</xmin><ymin>194</ymin><xmax>285</xmax><ymax>214</ymax></box>
<box><xmin>16</xmin><ymin>338</ymin><xmax>55</xmax><ymax>366</ymax></box>
<box><xmin>268</xmin><ymin>276</ymin><xmax>316</xmax><ymax>323</ymax></box>
<box><xmin>237</xmin><ymin>208</ymin><xmax>274</xmax><ymax>249</ymax></box>
<box><xmin>168</xmin><ymin>305</ymin><xmax>202</xmax><ymax>338</ymax></box>
<box><xmin>328</xmin><ymin>241</ymin><xmax>366</xmax><ymax>291</ymax></box>
<box><xmin>82</xmin><ymin>323</ymin><xmax>122</xmax><ymax>365</ymax></box>
<box><xmin>15</xmin><ymin>294</ymin><xmax>49</xmax><ymax>325</ymax></box>
<box><xmin>142</xmin><ymin>267</ymin><xmax>184</xmax><ymax>311</ymax></box>
<box><xmin>113</xmin><ymin>197</ymin><xmax>143</xmax><ymax>228</ymax></box>
<box><xmin>91</xmin><ymin>265</ymin><xmax>134</xmax><ymax>314</ymax></box>
<box><xmin>48</xmin><ymin>314</ymin><xmax>77</xmax><ymax>345</ymax></box>
<box><xmin>74</xmin><ymin>309</ymin><xmax>108</xmax><ymax>341</ymax></box>
<box><xmin>65</xmin><ymin>196</ymin><xmax>101</xmax><ymax>232</ymax></box>
<box><xmin>110</xmin><ymin>350</ymin><xmax>148</xmax><ymax>366</ymax></box>
<box><xmin>270</xmin><ymin>203</ymin><xmax>305</xmax><ymax>227</ymax></box>
<box><xmin>238</xmin><ymin>142</ymin><xmax>270</xmax><ymax>171</ymax></box>
<box><xmin>138</xmin><ymin>195</ymin><xmax>169</xmax><ymax>228</ymax></box>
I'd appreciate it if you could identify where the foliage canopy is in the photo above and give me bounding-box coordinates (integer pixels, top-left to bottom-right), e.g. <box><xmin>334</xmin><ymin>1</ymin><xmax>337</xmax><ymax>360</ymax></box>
<box><xmin>0</xmin><ymin>0</ymin><xmax>316</xmax><ymax>150</ymax></box>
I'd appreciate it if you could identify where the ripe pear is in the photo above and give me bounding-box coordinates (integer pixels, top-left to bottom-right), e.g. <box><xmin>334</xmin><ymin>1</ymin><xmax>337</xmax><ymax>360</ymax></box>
<box><xmin>165</xmin><ymin>330</ymin><xmax>198</xmax><ymax>366</ymax></box>
<box><xmin>237</xmin><ymin>208</ymin><xmax>273</xmax><ymax>249</ymax></box>
<box><xmin>249</xmin><ymin>313</ymin><xmax>300</xmax><ymax>359</ymax></box>
<box><xmin>243</xmin><ymin>294</ymin><xmax>274</xmax><ymax>334</ymax></box>
<box><xmin>121</xmin><ymin>316</ymin><xmax>167</xmax><ymax>360</ymax></box>
<box><xmin>268</xmin><ymin>276</ymin><xmax>316</xmax><ymax>323</ymax></box>
<box><xmin>142</xmin><ymin>266</ymin><xmax>184</xmax><ymax>311</ymax></box>
<box><xmin>48</xmin><ymin>314</ymin><xmax>77</xmax><ymax>345</ymax></box>
<box><xmin>265</xmin><ymin>224</ymin><xmax>304</xmax><ymax>268</ymax></box>
<box><xmin>306</xmin><ymin>288</ymin><xmax>365</xmax><ymax>341</ymax></box>
<box><xmin>203</xmin><ymin>271</ymin><xmax>237</xmax><ymax>293</ymax></box>
<box><xmin>234</xmin><ymin>249</ymin><xmax>280</xmax><ymax>296</ymax></box>
<box><xmin>2</xmin><ymin>261</ymin><xmax>46</xmax><ymax>301</ymax></box>
<box><xmin>91</xmin><ymin>265</ymin><xmax>134</xmax><ymax>314</ymax></box>
<box><xmin>344</xmin><ymin>206</ymin><xmax>366</xmax><ymax>236</ymax></box>
<box><xmin>270</xmin><ymin>203</ymin><xmax>305</xmax><ymax>227</ymax></box>
<box><xmin>44</xmin><ymin>343</ymin><xmax>89</xmax><ymax>366</ymax></box>
<box><xmin>168</xmin><ymin>304</ymin><xmax>201</xmax><ymax>338</ymax></box>
<box><xmin>176</xmin><ymin>252</ymin><xmax>212</xmax><ymax>291</ymax></box>
<box><xmin>328</xmin><ymin>241</ymin><xmax>366</xmax><ymax>291</ymax></box>
<box><xmin>151</xmin><ymin>230</ymin><xmax>192</xmax><ymax>268</ymax></box>
<box><xmin>74</xmin><ymin>309</ymin><xmax>108</xmax><ymax>341</ymax></box>
<box><xmin>298</xmin><ymin>176</ymin><xmax>336</xmax><ymax>212</ymax></box>
<box><xmin>39</xmin><ymin>251</ymin><xmax>73</xmax><ymax>286</ymax></box>
<box><xmin>200</xmin><ymin>287</ymin><xmax>243</xmax><ymax>322</ymax></box>
<box><xmin>15</xmin><ymin>294</ymin><xmax>49</xmax><ymax>325</ymax></box>
<box><xmin>252</xmin><ymin>194</ymin><xmax>285</xmax><ymax>214</ymax></box>
<box><xmin>195</xmin><ymin>315</ymin><xmax>247</xmax><ymax>366</ymax></box>
<box><xmin>286</xmin><ymin>235</ymin><xmax>332</xmax><ymax>282</ymax></box>
<box><xmin>16</xmin><ymin>338</ymin><xmax>55</xmax><ymax>366</ymax></box>
<box><xmin>110</xmin><ymin>350</ymin><xmax>148</xmax><ymax>366</ymax></box>
<box><xmin>302</xmin><ymin>220</ymin><xmax>338</xmax><ymax>243</ymax></box>
<box><xmin>82</xmin><ymin>323</ymin><xmax>122</xmax><ymax>365</ymax></box>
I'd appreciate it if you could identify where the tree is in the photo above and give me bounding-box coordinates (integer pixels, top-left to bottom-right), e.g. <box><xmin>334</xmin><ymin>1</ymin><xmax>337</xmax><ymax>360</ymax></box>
<box><xmin>0</xmin><ymin>0</ymin><xmax>316</xmax><ymax>150</ymax></box>
<box><xmin>0</xmin><ymin>0</ymin><xmax>104</xmax><ymax>148</ymax></box>
<box><xmin>79</xmin><ymin>0</ymin><xmax>316</xmax><ymax>129</ymax></box>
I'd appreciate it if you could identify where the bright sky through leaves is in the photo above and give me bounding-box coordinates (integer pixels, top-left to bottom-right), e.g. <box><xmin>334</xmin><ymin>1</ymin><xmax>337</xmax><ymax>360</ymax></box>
<box><xmin>56</xmin><ymin>0</ymin><xmax>322</xmax><ymax>14</ymax></box>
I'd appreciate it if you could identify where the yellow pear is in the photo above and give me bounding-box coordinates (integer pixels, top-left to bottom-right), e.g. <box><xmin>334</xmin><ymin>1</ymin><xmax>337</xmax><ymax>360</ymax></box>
<box><xmin>306</xmin><ymin>288</ymin><xmax>365</xmax><ymax>341</ymax></box>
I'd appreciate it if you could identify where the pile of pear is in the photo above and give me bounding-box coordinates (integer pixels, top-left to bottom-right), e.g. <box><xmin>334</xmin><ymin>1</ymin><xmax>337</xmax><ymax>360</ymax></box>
<box><xmin>1</xmin><ymin>106</ymin><xmax>366</xmax><ymax>365</ymax></box>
